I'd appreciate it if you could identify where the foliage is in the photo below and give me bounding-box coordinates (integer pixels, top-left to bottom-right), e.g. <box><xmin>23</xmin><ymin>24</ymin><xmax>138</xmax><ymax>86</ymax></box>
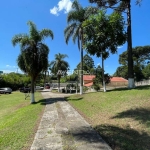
<box><xmin>66</xmin><ymin>83</ymin><xmax>76</xmax><ymax>89</ymax></box>
<box><xmin>89</xmin><ymin>0</ymin><xmax>142</xmax><ymax>87</ymax></box>
<box><xmin>12</xmin><ymin>21</ymin><xmax>53</xmax><ymax>103</ymax></box>
<box><xmin>142</xmin><ymin>64</ymin><xmax>150</xmax><ymax>79</ymax></box>
<box><xmin>0</xmin><ymin>92</ymin><xmax>45</xmax><ymax>150</ymax></box>
<box><xmin>115</xmin><ymin>46</ymin><xmax>150</xmax><ymax>81</ymax></box>
<box><xmin>0</xmin><ymin>73</ymin><xmax>30</xmax><ymax>90</ymax></box>
<box><xmin>66</xmin><ymin>74</ymin><xmax>78</xmax><ymax>81</ymax></box>
<box><xmin>49</xmin><ymin>53</ymin><xmax>69</xmax><ymax>91</ymax></box>
<box><xmin>113</xmin><ymin>66</ymin><xmax>128</xmax><ymax>79</ymax></box>
<box><xmin>83</xmin><ymin>10</ymin><xmax>126</xmax><ymax>57</ymax></box>
<box><xmin>83</xmin><ymin>86</ymin><xmax>88</xmax><ymax>92</ymax></box>
<box><xmin>64</xmin><ymin>0</ymin><xmax>98</xmax><ymax>93</ymax></box>
<box><xmin>82</xmin><ymin>9</ymin><xmax>126</xmax><ymax>91</ymax></box>
<box><xmin>119</xmin><ymin>46</ymin><xmax>150</xmax><ymax>66</ymax></box>
<box><xmin>74</xmin><ymin>54</ymin><xmax>95</xmax><ymax>73</ymax></box>
<box><xmin>64</xmin><ymin>0</ymin><xmax>98</xmax><ymax>49</ymax></box>
<box><xmin>92</xmin><ymin>78</ymin><xmax>100</xmax><ymax>91</ymax></box>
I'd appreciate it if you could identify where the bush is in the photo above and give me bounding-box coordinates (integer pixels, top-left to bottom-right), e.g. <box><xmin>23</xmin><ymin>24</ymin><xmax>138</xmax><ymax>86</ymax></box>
<box><xmin>92</xmin><ymin>84</ymin><xmax>100</xmax><ymax>91</ymax></box>
<box><xmin>83</xmin><ymin>86</ymin><xmax>88</xmax><ymax>92</ymax></box>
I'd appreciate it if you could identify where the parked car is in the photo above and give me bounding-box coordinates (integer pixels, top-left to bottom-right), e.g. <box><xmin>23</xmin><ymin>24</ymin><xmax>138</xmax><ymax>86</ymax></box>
<box><xmin>45</xmin><ymin>83</ymin><xmax>50</xmax><ymax>89</ymax></box>
<box><xmin>19</xmin><ymin>87</ymin><xmax>30</xmax><ymax>93</ymax></box>
<box><xmin>0</xmin><ymin>87</ymin><xmax>12</xmax><ymax>94</ymax></box>
<box><xmin>35</xmin><ymin>86</ymin><xmax>44</xmax><ymax>90</ymax></box>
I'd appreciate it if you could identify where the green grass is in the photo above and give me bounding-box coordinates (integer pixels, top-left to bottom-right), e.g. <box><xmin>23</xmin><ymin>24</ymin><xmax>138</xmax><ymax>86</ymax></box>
<box><xmin>66</xmin><ymin>86</ymin><xmax>150</xmax><ymax>150</ymax></box>
<box><xmin>0</xmin><ymin>91</ymin><xmax>45</xmax><ymax>150</ymax></box>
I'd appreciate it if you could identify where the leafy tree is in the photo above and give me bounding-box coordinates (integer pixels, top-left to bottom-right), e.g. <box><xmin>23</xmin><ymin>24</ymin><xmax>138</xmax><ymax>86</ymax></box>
<box><xmin>12</xmin><ymin>21</ymin><xmax>54</xmax><ymax>103</ymax></box>
<box><xmin>49</xmin><ymin>53</ymin><xmax>69</xmax><ymax>92</ymax></box>
<box><xmin>74</xmin><ymin>54</ymin><xmax>95</xmax><ymax>73</ymax></box>
<box><xmin>88</xmin><ymin>0</ymin><xmax>142</xmax><ymax>88</ymax></box>
<box><xmin>83</xmin><ymin>10</ymin><xmax>126</xmax><ymax>92</ymax></box>
<box><xmin>118</xmin><ymin>46</ymin><xmax>150</xmax><ymax>81</ymax></box>
<box><xmin>64</xmin><ymin>0</ymin><xmax>98</xmax><ymax>94</ymax></box>
<box><xmin>142</xmin><ymin>64</ymin><xmax>150</xmax><ymax>79</ymax></box>
<box><xmin>0</xmin><ymin>73</ymin><xmax>30</xmax><ymax>90</ymax></box>
<box><xmin>113</xmin><ymin>66</ymin><xmax>128</xmax><ymax>79</ymax></box>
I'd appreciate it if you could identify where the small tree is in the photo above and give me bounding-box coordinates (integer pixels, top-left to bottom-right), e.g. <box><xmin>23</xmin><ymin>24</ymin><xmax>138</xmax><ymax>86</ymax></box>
<box><xmin>49</xmin><ymin>53</ymin><xmax>69</xmax><ymax>92</ymax></box>
<box><xmin>12</xmin><ymin>21</ymin><xmax>54</xmax><ymax>103</ymax></box>
<box><xmin>83</xmin><ymin>10</ymin><xmax>126</xmax><ymax>92</ymax></box>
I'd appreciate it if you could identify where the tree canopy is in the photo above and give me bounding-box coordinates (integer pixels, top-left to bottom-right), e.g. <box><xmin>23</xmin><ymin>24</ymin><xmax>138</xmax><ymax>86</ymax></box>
<box><xmin>12</xmin><ymin>21</ymin><xmax>54</xmax><ymax>103</ymax></box>
<box><xmin>114</xmin><ymin>46</ymin><xmax>150</xmax><ymax>81</ymax></box>
<box><xmin>49</xmin><ymin>53</ymin><xmax>69</xmax><ymax>92</ymax></box>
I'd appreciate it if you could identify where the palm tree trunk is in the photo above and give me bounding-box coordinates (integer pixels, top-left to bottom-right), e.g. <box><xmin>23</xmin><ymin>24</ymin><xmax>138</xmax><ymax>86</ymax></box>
<box><xmin>127</xmin><ymin>0</ymin><xmax>135</xmax><ymax>88</ymax></box>
<box><xmin>31</xmin><ymin>77</ymin><xmax>35</xmax><ymax>103</ymax></box>
<box><xmin>102</xmin><ymin>54</ymin><xmax>106</xmax><ymax>92</ymax></box>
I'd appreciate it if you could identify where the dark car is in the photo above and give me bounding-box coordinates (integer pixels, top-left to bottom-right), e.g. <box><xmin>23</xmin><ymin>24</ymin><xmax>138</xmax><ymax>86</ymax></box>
<box><xmin>0</xmin><ymin>87</ymin><xmax>12</xmax><ymax>94</ymax></box>
<box><xmin>45</xmin><ymin>83</ymin><xmax>50</xmax><ymax>89</ymax></box>
<box><xmin>19</xmin><ymin>87</ymin><xmax>30</xmax><ymax>93</ymax></box>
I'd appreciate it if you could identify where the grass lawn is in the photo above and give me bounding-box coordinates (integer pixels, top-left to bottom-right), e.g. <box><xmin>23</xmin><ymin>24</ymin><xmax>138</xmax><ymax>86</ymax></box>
<box><xmin>66</xmin><ymin>86</ymin><xmax>150</xmax><ymax>150</ymax></box>
<box><xmin>0</xmin><ymin>91</ymin><xmax>45</xmax><ymax>150</ymax></box>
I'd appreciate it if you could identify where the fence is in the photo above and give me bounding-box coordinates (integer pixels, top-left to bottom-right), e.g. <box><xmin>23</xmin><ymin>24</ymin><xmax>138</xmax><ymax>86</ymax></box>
<box><xmin>135</xmin><ymin>79</ymin><xmax>150</xmax><ymax>86</ymax></box>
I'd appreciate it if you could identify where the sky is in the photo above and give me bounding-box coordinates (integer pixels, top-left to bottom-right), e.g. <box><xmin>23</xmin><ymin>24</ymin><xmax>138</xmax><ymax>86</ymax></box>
<box><xmin>0</xmin><ymin>0</ymin><xmax>150</xmax><ymax>75</ymax></box>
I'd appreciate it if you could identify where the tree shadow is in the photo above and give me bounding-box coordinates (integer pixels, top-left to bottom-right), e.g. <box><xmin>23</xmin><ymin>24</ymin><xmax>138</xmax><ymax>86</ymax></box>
<box><xmin>66</xmin><ymin>97</ymin><xmax>83</xmax><ymax>101</ymax></box>
<box><xmin>61</xmin><ymin>124</ymin><xmax>111</xmax><ymax>150</ymax></box>
<box><xmin>94</xmin><ymin>124</ymin><xmax>150</xmax><ymax>150</ymax></box>
<box><xmin>112</xmin><ymin>107</ymin><xmax>150</xmax><ymax>128</ymax></box>
<box><xmin>106</xmin><ymin>87</ymin><xmax>130</xmax><ymax>92</ymax></box>
<box><xmin>31</xmin><ymin>99</ymin><xmax>47</xmax><ymax>105</ymax></box>
<box><xmin>135</xmin><ymin>85</ymin><xmax>150</xmax><ymax>90</ymax></box>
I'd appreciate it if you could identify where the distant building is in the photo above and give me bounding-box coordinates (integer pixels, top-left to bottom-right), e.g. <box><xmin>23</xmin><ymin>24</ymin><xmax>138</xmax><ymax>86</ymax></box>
<box><xmin>83</xmin><ymin>75</ymin><xmax>128</xmax><ymax>87</ymax></box>
<box><xmin>109</xmin><ymin>77</ymin><xmax>128</xmax><ymax>86</ymax></box>
<box><xmin>83</xmin><ymin>75</ymin><xmax>95</xmax><ymax>87</ymax></box>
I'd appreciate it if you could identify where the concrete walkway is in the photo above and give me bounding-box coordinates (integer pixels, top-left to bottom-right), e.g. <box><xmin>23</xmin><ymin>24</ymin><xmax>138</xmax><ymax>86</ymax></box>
<box><xmin>30</xmin><ymin>92</ymin><xmax>112</xmax><ymax>150</ymax></box>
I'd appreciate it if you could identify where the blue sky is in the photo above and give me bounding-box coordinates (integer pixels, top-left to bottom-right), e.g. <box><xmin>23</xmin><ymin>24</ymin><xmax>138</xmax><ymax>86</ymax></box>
<box><xmin>0</xmin><ymin>0</ymin><xmax>150</xmax><ymax>75</ymax></box>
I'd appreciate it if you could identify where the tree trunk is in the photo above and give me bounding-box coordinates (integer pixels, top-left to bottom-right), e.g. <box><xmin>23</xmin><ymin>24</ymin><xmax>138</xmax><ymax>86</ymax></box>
<box><xmin>80</xmin><ymin>29</ymin><xmax>83</xmax><ymax>95</ymax></box>
<box><xmin>58</xmin><ymin>76</ymin><xmax>60</xmax><ymax>92</ymax></box>
<box><xmin>30</xmin><ymin>77</ymin><xmax>35</xmax><ymax>103</ymax></box>
<box><xmin>102</xmin><ymin>54</ymin><xmax>106</xmax><ymax>92</ymax></box>
<box><xmin>127</xmin><ymin>0</ymin><xmax>135</xmax><ymax>88</ymax></box>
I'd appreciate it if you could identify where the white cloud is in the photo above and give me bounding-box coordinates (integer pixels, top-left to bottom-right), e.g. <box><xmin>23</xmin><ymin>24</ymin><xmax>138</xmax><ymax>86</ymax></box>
<box><xmin>117</xmin><ymin>46</ymin><xmax>123</xmax><ymax>49</ymax></box>
<box><xmin>50</xmin><ymin>0</ymin><xmax>72</xmax><ymax>16</ymax></box>
<box><xmin>6</xmin><ymin>65</ymin><xmax>17</xmax><ymax>68</ymax></box>
<box><xmin>50</xmin><ymin>6</ymin><xmax>59</xmax><ymax>16</ymax></box>
<box><xmin>97</xmin><ymin>63</ymin><xmax>100</xmax><ymax>66</ymax></box>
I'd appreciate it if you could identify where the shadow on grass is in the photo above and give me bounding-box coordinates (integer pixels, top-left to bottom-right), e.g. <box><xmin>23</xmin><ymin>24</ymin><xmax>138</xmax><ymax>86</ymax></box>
<box><xmin>106</xmin><ymin>87</ymin><xmax>130</xmax><ymax>92</ymax></box>
<box><xmin>94</xmin><ymin>124</ymin><xmax>150</xmax><ymax>150</ymax></box>
<box><xmin>66</xmin><ymin>97</ymin><xmax>83</xmax><ymax>101</ymax></box>
<box><xmin>31</xmin><ymin>99</ymin><xmax>47</xmax><ymax>105</ymax></box>
<box><xmin>112</xmin><ymin>107</ymin><xmax>150</xmax><ymax>128</ymax></box>
<box><xmin>106</xmin><ymin>85</ymin><xmax>150</xmax><ymax>92</ymax></box>
<box><xmin>135</xmin><ymin>85</ymin><xmax>150</xmax><ymax>90</ymax></box>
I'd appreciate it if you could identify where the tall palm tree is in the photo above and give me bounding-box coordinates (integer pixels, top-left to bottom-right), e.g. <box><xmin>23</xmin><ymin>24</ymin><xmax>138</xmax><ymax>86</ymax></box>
<box><xmin>64</xmin><ymin>0</ymin><xmax>98</xmax><ymax>94</ymax></box>
<box><xmin>49</xmin><ymin>53</ymin><xmax>69</xmax><ymax>92</ymax></box>
<box><xmin>12</xmin><ymin>21</ymin><xmax>54</xmax><ymax>103</ymax></box>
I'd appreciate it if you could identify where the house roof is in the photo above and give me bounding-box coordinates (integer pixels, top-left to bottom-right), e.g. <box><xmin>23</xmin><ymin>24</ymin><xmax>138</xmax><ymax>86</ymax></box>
<box><xmin>110</xmin><ymin>77</ymin><xmax>128</xmax><ymax>82</ymax></box>
<box><xmin>83</xmin><ymin>75</ymin><xmax>95</xmax><ymax>81</ymax></box>
<box><xmin>84</xmin><ymin>82</ymin><xmax>93</xmax><ymax>87</ymax></box>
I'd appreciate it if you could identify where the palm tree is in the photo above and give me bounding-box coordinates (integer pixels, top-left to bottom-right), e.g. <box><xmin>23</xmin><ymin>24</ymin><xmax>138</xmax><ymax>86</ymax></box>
<box><xmin>64</xmin><ymin>0</ymin><xmax>98</xmax><ymax>94</ymax></box>
<box><xmin>49</xmin><ymin>53</ymin><xmax>69</xmax><ymax>92</ymax></box>
<box><xmin>12</xmin><ymin>21</ymin><xmax>54</xmax><ymax>103</ymax></box>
